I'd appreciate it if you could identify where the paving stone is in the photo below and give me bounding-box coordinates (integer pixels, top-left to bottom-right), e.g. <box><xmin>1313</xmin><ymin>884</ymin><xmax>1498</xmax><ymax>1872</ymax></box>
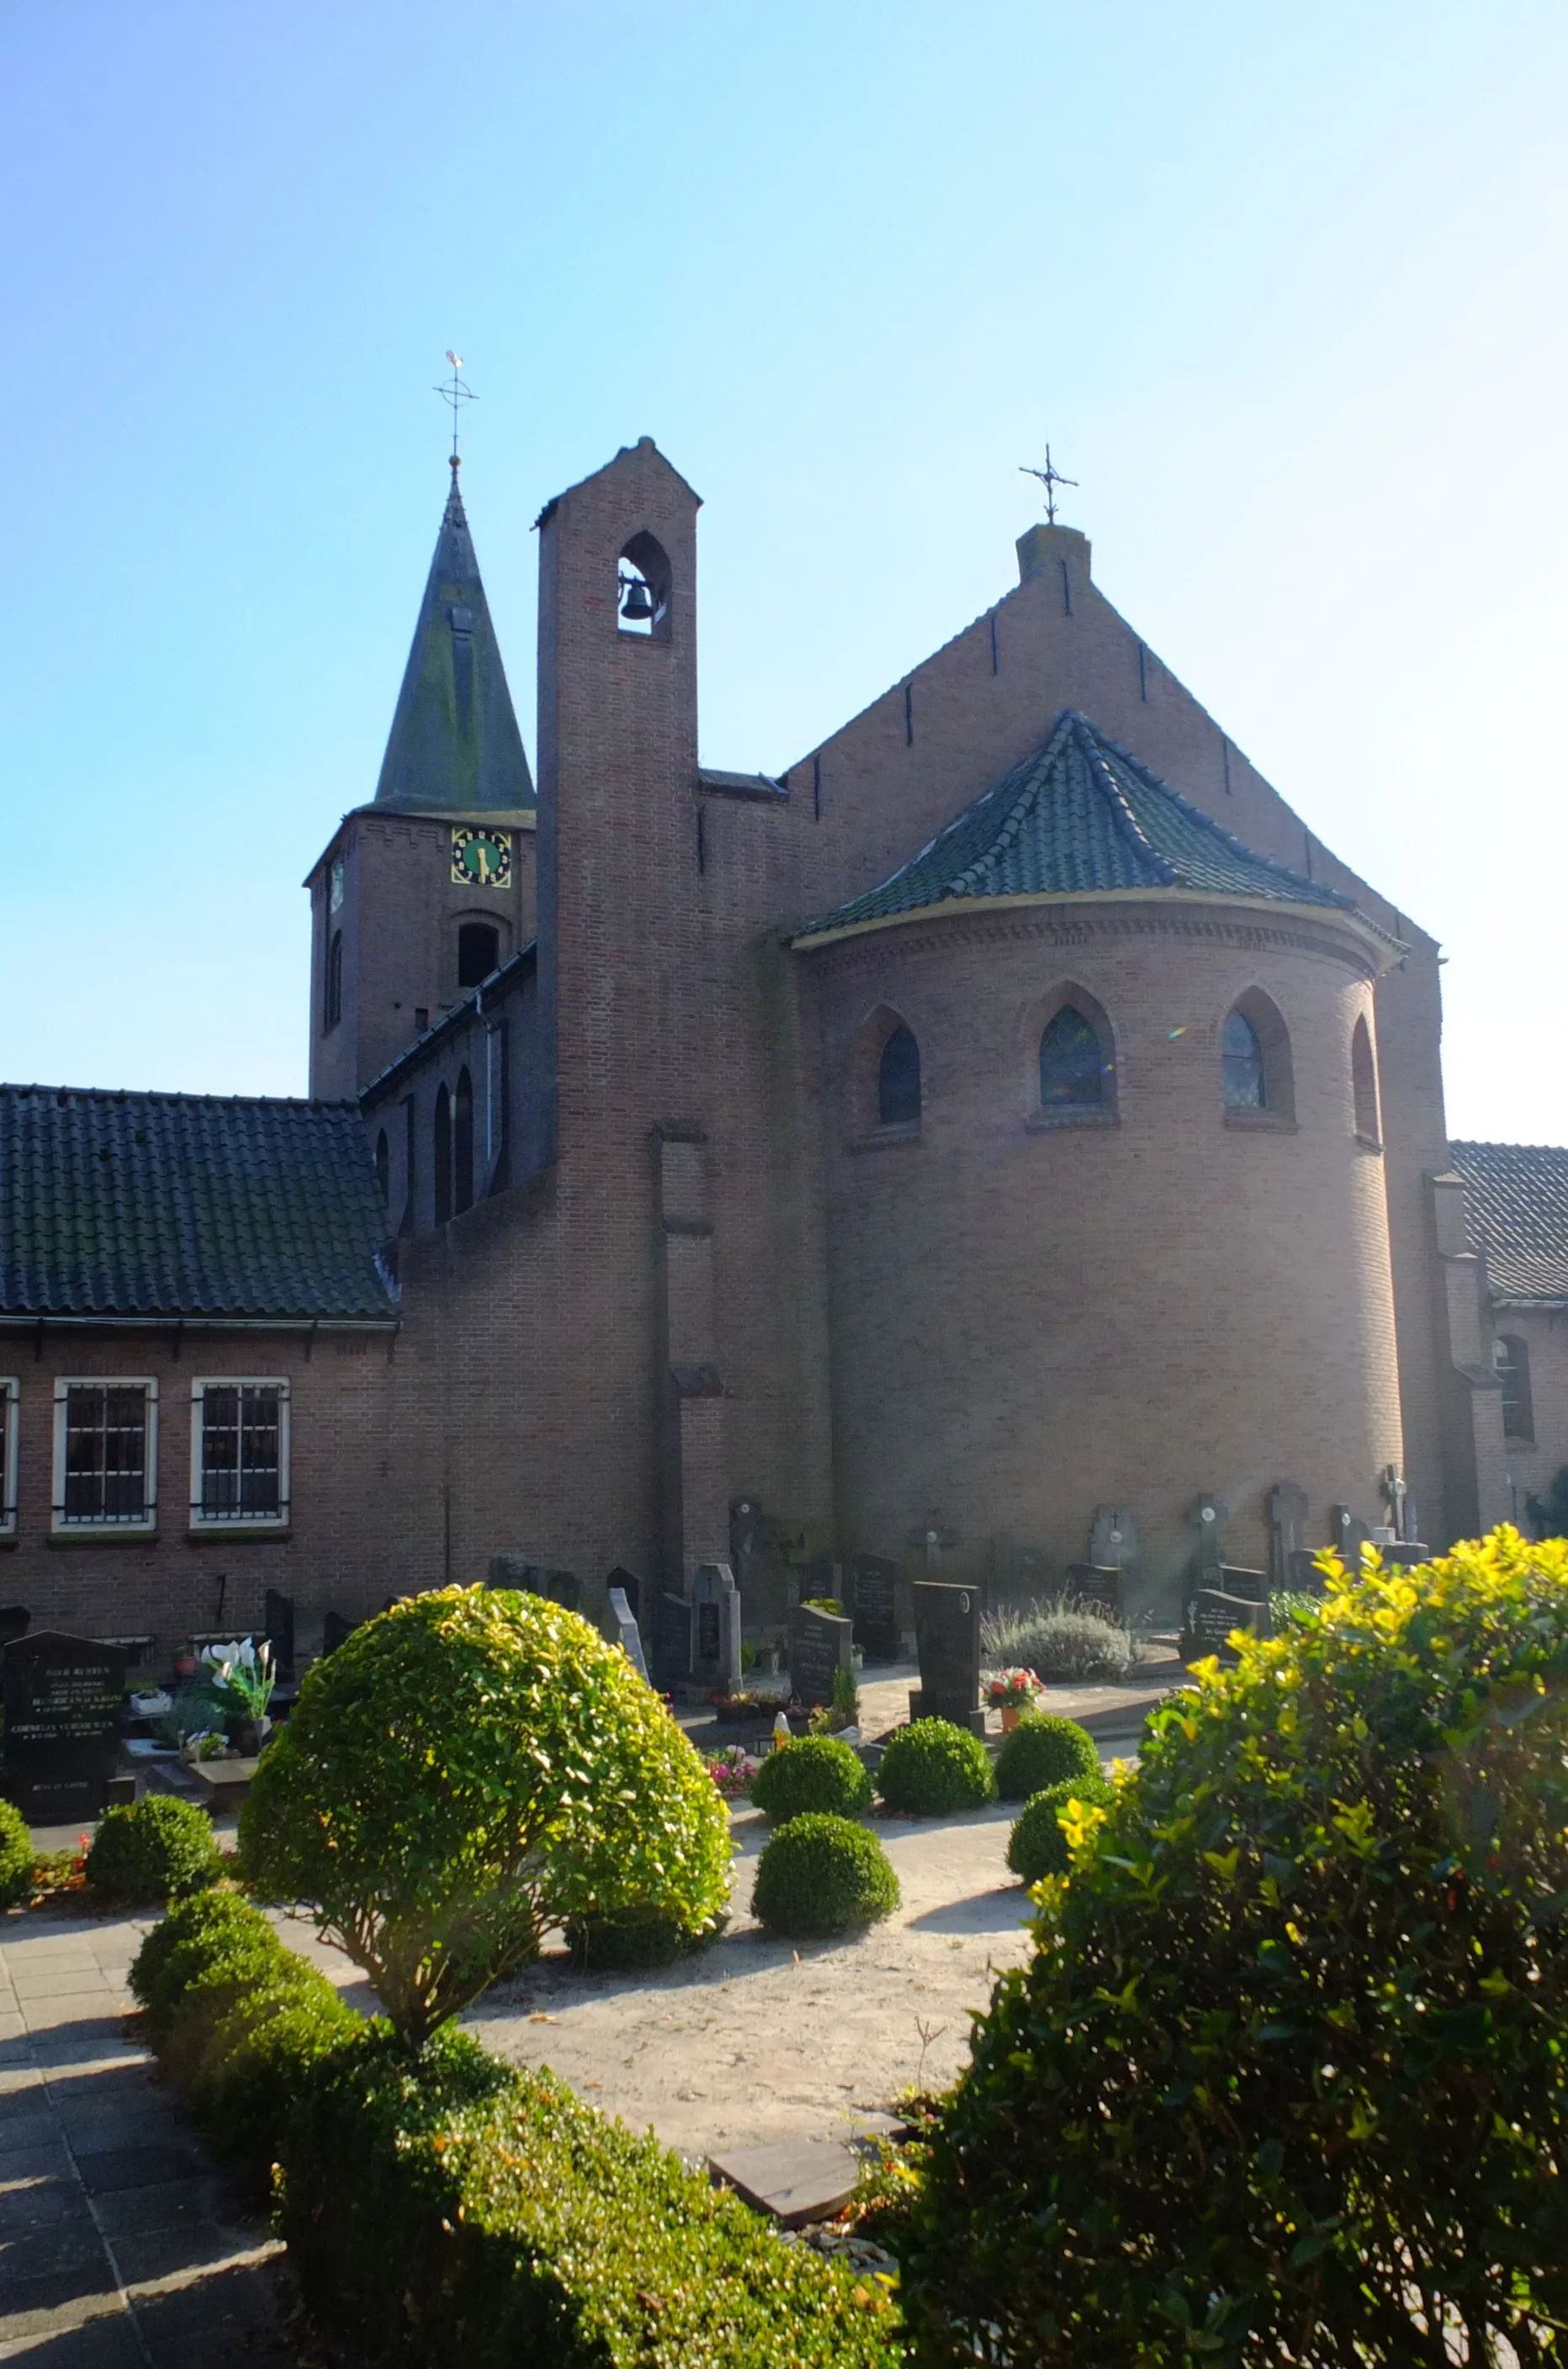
<box><xmin>0</xmin><ymin>2182</ymin><xmax>93</xmax><ymax>2235</ymax></box>
<box><xmin>0</xmin><ymin>2079</ymin><xmax>45</xmax><ymax>2111</ymax></box>
<box><xmin>75</xmin><ymin>2149</ymin><xmax>204</xmax><ymax>2200</ymax></box>
<box><xmin>129</xmin><ymin>2261</ymin><xmax>276</xmax><ymax>2345</ymax></box>
<box><xmin>0</xmin><ymin>2256</ymin><xmax>120</xmax><ymax>2329</ymax></box>
<box><xmin>707</xmin><ymin>2137</ymin><xmax>861</xmax><ymax>2228</ymax></box>
<box><xmin>0</xmin><ymin>2123</ymin><xmax>60</xmax><ymax>2160</ymax></box>
<box><xmin>114</xmin><ymin>2223</ymin><xmax>268</xmax><ymax>2289</ymax></box>
<box><xmin>0</xmin><ymin>2221</ymin><xmax>113</xmax><ymax>2283</ymax></box>
<box><xmin>0</xmin><ymin>2307</ymin><xmax>143</xmax><ymax>2364</ymax></box>
<box><xmin>56</xmin><ymin>2111</ymin><xmax>182</xmax><ymax>2157</ymax></box>
<box><xmin>87</xmin><ymin>2182</ymin><xmax>216</xmax><ymax>2243</ymax></box>
<box><xmin>0</xmin><ymin>2147</ymin><xmax>75</xmax><ymax>2191</ymax></box>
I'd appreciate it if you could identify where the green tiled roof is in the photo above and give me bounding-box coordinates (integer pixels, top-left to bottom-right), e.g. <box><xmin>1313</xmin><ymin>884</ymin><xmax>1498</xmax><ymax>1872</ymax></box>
<box><xmin>1451</xmin><ymin>1141</ymin><xmax>1568</xmax><ymax>1306</ymax></box>
<box><xmin>796</xmin><ymin>709</ymin><xmax>1357</xmax><ymax>938</ymax></box>
<box><xmin>0</xmin><ymin>1087</ymin><xmax>397</xmax><ymax>1322</ymax></box>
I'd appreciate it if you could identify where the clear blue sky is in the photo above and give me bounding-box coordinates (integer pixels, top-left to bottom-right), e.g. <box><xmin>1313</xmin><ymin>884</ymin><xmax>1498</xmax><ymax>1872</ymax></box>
<box><xmin>3</xmin><ymin>2</ymin><xmax>1565</xmax><ymax>1137</ymax></box>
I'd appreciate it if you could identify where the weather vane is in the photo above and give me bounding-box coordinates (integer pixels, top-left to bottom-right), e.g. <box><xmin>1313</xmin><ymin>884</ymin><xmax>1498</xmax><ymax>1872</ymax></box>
<box><xmin>1019</xmin><ymin>443</ymin><xmax>1078</xmax><ymax>525</ymax></box>
<box><xmin>434</xmin><ymin>352</ymin><xmax>477</xmax><ymax>469</ymax></box>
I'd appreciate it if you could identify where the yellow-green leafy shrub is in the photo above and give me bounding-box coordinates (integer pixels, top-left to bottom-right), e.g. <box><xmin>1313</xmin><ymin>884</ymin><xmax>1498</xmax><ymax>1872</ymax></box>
<box><xmin>1005</xmin><ymin>1773</ymin><xmax>1115</xmax><ymax>1884</ymax></box>
<box><xmin>897</xmin><ymin>1530</ymin><xmax>1568</xmax><ymax>2364</ymax></box>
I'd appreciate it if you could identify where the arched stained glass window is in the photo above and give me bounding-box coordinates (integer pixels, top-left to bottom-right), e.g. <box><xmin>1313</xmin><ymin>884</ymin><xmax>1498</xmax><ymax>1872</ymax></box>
<box><xmin>1496</xmin><ymin>1334</ymin><xmax>1534</xmax><ymax>1441</ymax></box>
<box><xmin>1039</xmin><ymin>1006</ymin><xmax>1104</xmax><ymax>1109</ymax></box>
<box><xmin>1222</xmin><ymin>1010</ymin><xmax>1266</xmax><ymax>1110</ymax></box>
<box><xmin>877</xmin><ymin>1025</ymin><xmax>921</xmax><ymax>1127</ymax></box>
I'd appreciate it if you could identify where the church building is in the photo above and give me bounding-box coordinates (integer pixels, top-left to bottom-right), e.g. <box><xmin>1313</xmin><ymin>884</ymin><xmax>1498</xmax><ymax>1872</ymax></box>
<box><xmin>0</xmin><ymin>433</ymin><xmax>1548</xmax><ymax>1659</ymax></box>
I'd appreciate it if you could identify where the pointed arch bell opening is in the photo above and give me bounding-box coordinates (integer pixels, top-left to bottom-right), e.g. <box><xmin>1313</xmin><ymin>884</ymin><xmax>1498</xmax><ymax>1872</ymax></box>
<box><xmin>617</xmin><ymin>530</ymin><xmax>672</xmax><ymax>641</ymax></box>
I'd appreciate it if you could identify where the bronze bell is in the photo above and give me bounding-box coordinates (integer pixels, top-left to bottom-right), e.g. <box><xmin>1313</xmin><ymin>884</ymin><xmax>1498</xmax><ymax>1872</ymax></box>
<box><xmin>619</xmin><ymin>573</ymin><xmax>655</xmax><ymax>622</ymax></box>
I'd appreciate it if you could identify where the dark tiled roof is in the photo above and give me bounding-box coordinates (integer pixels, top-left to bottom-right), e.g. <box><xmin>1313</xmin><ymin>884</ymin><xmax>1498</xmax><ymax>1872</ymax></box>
<box><xmin>1451</xmin><ymin>1142</ymin><xmax>1568</xmax><ymax>1305</ymax></box>
<box><xmin>796</xmin><ymin>709</ymin><xmax>1358</xmax><ymax>939</ymax></box>
<box><xmin>373</xmin><ymin>469</ymin><xmax>535</xmax><ymax>816</ymax></box>
<box><xmin>0</xmin><ymin>1088</ymin><xmax>397</xmax><ymax>1321</ymax></box>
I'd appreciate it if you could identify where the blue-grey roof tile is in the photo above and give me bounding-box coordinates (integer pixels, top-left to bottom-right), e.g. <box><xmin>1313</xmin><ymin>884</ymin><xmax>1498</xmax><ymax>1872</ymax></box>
<box><xmin>1451</xmin><ymin>1141</ymin><xmax>1568</xmax><ymax>1306</ymax></box>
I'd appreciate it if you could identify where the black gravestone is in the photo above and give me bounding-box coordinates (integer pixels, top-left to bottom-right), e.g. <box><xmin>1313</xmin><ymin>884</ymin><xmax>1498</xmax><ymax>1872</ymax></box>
<box><xmin>0</xmin><ymin>1608</ymin><xmax>29</xmax><ymax>1650</ymax></box>
<box><xmin>1182</xmin><ymin>1590</ymin><xmax>1267</xmax><ymax>1665</ymax></box>
<box><xmin>910</xmin><ymin>1582</ymin><xmax>983</xmax><ymax>1737</ymax></box>
<box><xmin>653</xmin><ymin>1593</ymin><xmax>693</xmax><ymax>1690</ymax></box>
<box><xmin>796</xmin><ymin>1558</ymin><xmax>839</xmax><ymax>1609</ymax></box>
<box><xmin>850</xmin><ymin>1555</ymin><xmax>901</xmax><ymax>1661</ymax></box>
<box><xmin>263</xmin><ymin>1589</ymin><xmax>295</xmax><ymax>1683</ymax></box>
<box><xmin>691</xmin><ymin>1563</ymin><xmax>742</xmax><ymax>1694</ymax></box>
<box><xmin>789</xmin><ymin>1604</ymin><xmax>852</xmax><ymax>1708</ymax></box>
<box><xmin>1066</xmin><ymin>1563</ymin><xmax>1122</xmax><ymax>1620</ymax></box>
<box><xmin>320</xmin><ymin>1610</ymin><xmax>356</xmax><ymax>1656</ymax></box>
<box><xmin>2</xmin><ymin>1631</ymin><xmax>126</xmax><ymax>1825</ymax></box>
<box><xmin>1218</xmin><ymin>1565</ymin><xmax>1266</xmax><ymax>1605</ymax></box>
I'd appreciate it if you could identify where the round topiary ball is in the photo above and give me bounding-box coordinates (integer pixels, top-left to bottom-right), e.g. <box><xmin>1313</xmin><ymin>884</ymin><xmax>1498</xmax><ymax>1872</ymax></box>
<box><xmin>86</xmin><ymin>1795</ymin><xmax>224</xmax><ymax>1905</ymax></box>
<box><xmin>994</xmin><ymin>1711</ymin><xmax>1100</xmax><ymax>1803</ymax></box>
<box><xmin>0</xmin><ymin>1799</ymin><xmax>32</xmax><ymax>1911</ymax></box>
<box><xmin>750</xmin><ymin>1735</ymin><xmax>872</xmax><ymax>1824</ymax></box>
<box><xmin>877</xmin><ymin>1718</ymin><xmax>996</xmax><ymax>1816</ymax></box>
<box><xmin>1006</xmin><ymin>1773</ymin><xmax>1115</xmax><ymax>1883</ymax></box>
<box><xmin>751</xmin><ymin>1812</ymin><xmax>900</xmax><ymax>1937</ymax></box>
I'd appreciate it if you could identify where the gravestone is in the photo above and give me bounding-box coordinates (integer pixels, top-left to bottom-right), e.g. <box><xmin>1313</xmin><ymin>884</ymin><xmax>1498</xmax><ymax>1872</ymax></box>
<box><xmin>1066</xmin><ymin>1564</ymin><xmax>1122</xmax><ymax>1619</ymax></box>
<box><xmin>489</xmin><ymin>1556</ymin><xmax>581</xmax><ymax>1612</ymax></box>
<box><xmin>606</xmin><ymin>1566</ymin><xmax>642</xmax><ymax>1624</ymax></box>
<box><xmin>263</xmin><ymin>1588</ymin><xmax>295</xmax><ymax>1683</ymax></box>
<box><xmin>1089</xmin><ymin>1506</ymin><xmax>1138</xmax><ymax>1571</ymax></box>
<box><xmin>0</xmin><ymin>1608</ymin><xmax>29</xmax><ymax>1650</ymax></box>
<box><xmin>1329</xmin><ymin>1505</ymin><xmax>1372</xmax><ymax>1570</ymax></box>
<box><xmin>320</xmin><ymin>1609</ymin><xmax>356</xmax><ymax>1656</ymax></box>
<box><xmin>691</xmin><ymin>1563</ymin><xmax>742</xmax><ymax>1694</ymax></box>
<box><xmin>850</xmin><ymin>1555</ymin><xmax>901</xmax><ymax>1661</ymax></box>
<box><xmin>789</xmin><ymin>1603</ymin><xmax>852</xmax><ymax>1709</ymax></box>
<box><xmin>795</xmin><ymin>1557</ymin><xmax>838</xmax><ymax>1610</ymax></box>
<box><xmin>1182</xmin><ymin>1590</ymin><xmax>1267</xmax><ymax>1665</ymax></box>
<box><xmin>607</xmin><ymin>1584</ymin><xmax>649</xmax><ymax>1683</ymax></box>
<box><xmin>1266</xmin><ymin>1483</ymin><xmax>1309</xmax><ymax>1595</ymax></box>
<box><xmin>1288</xmin><ymin>1547</ymin><xmax>1327</xmax><ymax>1593</ymax></box>
<box><xmin>1187</xmin><ymin>1493</ymin><xmax>1230</xmax><ymax>1587</ymax></box>
<box><xmin>2</xmin><ymin>1631</ymin><xmax>126</xmax><ymax>1824</ymax></box>
<box><xmin>1218</xmin><ymin>1565</ymin><xmax>1267</xmax><ymax>1605</ymax></box>
<box><xmin>910</xmin><ymin>1581</ymin><xmax>983</xmax><ymax>1737</ymax></box>
<box><xmin>653</xmin><ymin>1593</ymin><xmax>693</xmax><ymax>1690</ymax></box>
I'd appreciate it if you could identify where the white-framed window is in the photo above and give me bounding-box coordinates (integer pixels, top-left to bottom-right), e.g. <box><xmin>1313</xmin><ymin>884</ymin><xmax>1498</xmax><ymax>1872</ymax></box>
<box><xmin>0</xmin><ymin>1381</ymin><xmax>17</xmax><ymax>1536</ymax></box>
<box><xmin>189</xmin><ymin>1379</ymin><xmax>290</xmax><ymax>1529</ymax></box>
<box><xmin>52</xmin><ymin>1378</ymin><xmax>158</xmax><ymax>1534</ymax></box>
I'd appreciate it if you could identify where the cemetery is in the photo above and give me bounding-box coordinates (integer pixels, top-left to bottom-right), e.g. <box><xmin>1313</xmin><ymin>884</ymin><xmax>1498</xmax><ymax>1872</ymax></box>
<box><xmin>0</xmin><ymin>1524</ymin><xmax>1560</xmax><ymax>2362</ymax></box>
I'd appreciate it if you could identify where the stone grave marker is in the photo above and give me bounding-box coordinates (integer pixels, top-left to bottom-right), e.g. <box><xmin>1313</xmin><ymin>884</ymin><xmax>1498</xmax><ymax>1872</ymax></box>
<box><xmin>1187</xmin><ymin>1493</ymin><xmax>1230</xmax><ymax>1587</ymax></box>
<box><xmin>1066</xmin><ymin>1563</ymin><xmax>1122</xmax><ymax>1619</ymax></box>
<box><xmin>653</xmin><ymin>1593</ymin><xmax>693</xmax><ymax>1690</ymax></box>
<box><xmin>1183</xmin><ymin>1590</ymin><xmax>1267</xmax><ymax>1665</ymax></box>
<box><xmin>795</xmin><ymin>1556</ymin><xmax>838</xmax><ymax>1609</ymax></box>
<box><xmin>263</xmin><ymin>1587</ymin><xmax>295</xmax><ymax>1683</ymax></box>
<box><xmin>1089</xmin><ymin>1506</ymin><xmax>1138</xmax><ymax>1570</ymax></box>
<box><xmin>1266</xmin><ymin>1483</ymin><xmax>1309</xmax><ymax>1594</ymax></box>
<box><xmin>1218</xmin><ymin>1566</ymin><xmax>1267</xmax><ymax>1605</ymax></box>
<box><xmin>607</xmin><ymin>1584</ymin><xmax>649</xmax><ymax>1683</ymax></box>
<box><xmin>910</xmin><ymin>1581</ymin><xmax>983</xmax><ymax>1736</ymax></box>
<box><xmin>2</xmin><ymin>1630</ymin><xmax>127</xmax><ymax>1824</ymax></box>
<box><xmin>691</xmin><ymin>1563</ymin><xmax>742</xmax><ymax>1694</ymax></box>
<box><xmin>1329</xmin><ymin>1505</ymin><xmax>1373</xmax><ymax>1569</ymax></box>
<box><xmin>789</xmin><ymin>1603</ymin><xmax>851</xmax><ymax>1708</ymax></box>
<box><xmin>850</xmin><ymin>1555</ymin><xmax>901</xmax><ymax>1661</ymax></box>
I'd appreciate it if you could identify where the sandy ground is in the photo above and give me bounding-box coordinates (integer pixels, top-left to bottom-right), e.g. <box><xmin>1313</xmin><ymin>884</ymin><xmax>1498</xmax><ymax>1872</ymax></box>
<box><xmin>465</xmin><ymin>1801</ymin><xmax>1033</xmax><ymax>2160</ymax></box>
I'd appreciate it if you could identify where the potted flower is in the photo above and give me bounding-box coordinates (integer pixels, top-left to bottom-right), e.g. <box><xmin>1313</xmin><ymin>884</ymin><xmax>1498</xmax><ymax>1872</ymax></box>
<box><xmin>193</xmin><ymin>1638</ymin><xmax>276</xmax><ymax>1757</ymax></box>
<box><xmin>983</xmin><ymin>1667</ymin><xmax>1040</xmax><ymax>1730</ymax></box>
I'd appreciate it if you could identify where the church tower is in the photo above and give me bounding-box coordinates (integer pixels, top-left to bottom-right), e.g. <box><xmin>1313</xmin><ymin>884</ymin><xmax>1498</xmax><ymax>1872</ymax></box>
<box><xmin>306</xmin><ymin>459</ymin><xmax>536</xmax><ymax>1100</ymax></box>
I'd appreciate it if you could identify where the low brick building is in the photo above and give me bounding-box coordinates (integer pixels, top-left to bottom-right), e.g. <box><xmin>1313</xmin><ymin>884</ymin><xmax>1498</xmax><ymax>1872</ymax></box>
<box><xmin>0</xmin><ymin>435</ymin><xmax>1543</xmax><ymax>1656</ymax></box>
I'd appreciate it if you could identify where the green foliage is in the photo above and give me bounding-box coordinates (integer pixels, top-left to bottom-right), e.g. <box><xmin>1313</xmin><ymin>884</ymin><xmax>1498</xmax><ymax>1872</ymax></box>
<box><xmin>130</xmin><ymin>1889</ymin><xmax>280</xmax><ymax>2031</ymax></box>
<box><xmin>564</xmin><ymin>1907</ymin><xmax>703</xmax><ymax>1972</ymax></box>
<box><xmin>1005</xmin><ymin>1773</ymin><xmax>1115</xmax><ymax>1884</ymax></box>
<box><xmin>897</xmin><ymin>1529</ymin><xmax>1568</xmax><ymax>2364</ymax></box>
<box><xmin>751</xmin><ymin>1812</ymin><xmax>900</xmax><ymax>1937</ymax></box>
<box><xmin>278</xmin><ymin>2027</ymin><xmax>903</xmax><ymax>2367</ymax></box>
<box><xmin>981</xmin><ymin>1593</ymin><xmax>1132</xmax><ymax>1681</ymax></box>
<box><xmin>993</xmin><ymin>1710</ymin><xmax>1099</xmax><ymax>1803</ymax></box>
<box><xmin>0</xmin><ymin>1799</ymin><xmax>33</xmax><ymax>1909</ymax></box>
<box><xmin>188</xmin><ymin>1964</ymin><xmax>360</xmax><ymax>2186</ymax></box>
<box><xmin>833</xmin><ymin>1658</ymin><xmax>861</xmax><ymax>1720</ymax></box>
<box><xmin>801</xmin><ymin>1595</ymin><xmax>845</xmax><ymax>1618</ymax></box>
<box><xmin>750</xmin><ymin>1734</ymin><xmax>872</xmax><ymax>1823</ymax></box>
<box><xmin>877</xmin><ymin>1719</ymin><xmax>995</xmax><ymax>1815</ymax></box>
<box><xmin>239</xmin><ymin>1587</ymin><xmax>732</xmax><ymax>2045</ymax></box>
<box><xmin>85</xmin><ymin>1795</ymin><xmax>225</xmax><ymax>1904</ymax></box>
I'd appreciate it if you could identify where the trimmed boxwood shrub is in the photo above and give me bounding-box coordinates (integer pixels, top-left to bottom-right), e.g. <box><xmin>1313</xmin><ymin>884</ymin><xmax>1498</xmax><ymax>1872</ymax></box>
<box><xmin>751</xmin><ymin>1812</ymin><xmax>900</xmax><ymax>1937</ymax></box>
<box><xmin>750</xmin><ymin>1734</ymin><xmax>871</xmax><ymax>1823</ymax></box>
<box><xmin>896</xmin><ymin>1529</ymin><xmax>1568</xmax><ymax>2362</ymax></box>
<box><xmin>564</xmin><ymin>1907</ymin><xmax>699</xmax><ymax>1972</ymax></box>
<box><xmin>876</xmin><ymin>1717</ymin><xmax>994</xmax><ymax>1815</ymax></box>
<box><xmin>1006</xmin><ymin>1773</ymin><xmax>1115</xmax><ymax>1883</ymax></box>
<box><xmin>994</xmin><ymin>1710</ymin><xmax>1099</xmax><ymax>1803</ymax></box>
<box><xmin>0</xmin><ymin>1799</ymin><xmax>33</xmax><ymax>1910</ymax></box>
<box><xmin>130</xmin><ymin>1889</ymin><xmax>284</xmax><ymax>2035</ymax></box>
<box><xmin>86</xmin><ymin>1795</ymin><xmax>224</xmax><ymax>1904</ymax></box>
<box><xmin>240</xmin><ymin>1586</ymin><xmax>733</xmax><ymax>2043</ymax></box>
<box><xmin>278</xmin><ymin>2027</ymin><xmax>903</xmax><ymax>2367</ymax></box>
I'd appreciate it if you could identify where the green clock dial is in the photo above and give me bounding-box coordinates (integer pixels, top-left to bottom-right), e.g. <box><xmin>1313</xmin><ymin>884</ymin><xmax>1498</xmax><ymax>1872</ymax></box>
<box><xmin>451</xmin><ymin>827</ymin><xmax>512</xmax><ymax>889</ymax></box>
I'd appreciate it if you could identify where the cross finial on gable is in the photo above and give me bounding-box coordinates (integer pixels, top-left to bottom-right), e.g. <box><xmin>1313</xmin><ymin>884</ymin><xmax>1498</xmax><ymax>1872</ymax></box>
<box><xmin>1019</xmin><ymin>443</ymin><xmax>1078</xmax><ymax>525</ymax></box>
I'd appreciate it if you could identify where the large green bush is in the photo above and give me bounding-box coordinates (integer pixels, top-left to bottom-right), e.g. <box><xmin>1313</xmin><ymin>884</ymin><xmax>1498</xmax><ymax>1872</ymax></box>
<box><xmin>86</xmin><ymin>1794</ymin><xmax>224</xmax><ymax>1903</ymax></box>
<box><xmin>896</xmin><ymin>1529</ymin><xmax>1568</xmax><ymax>2364</ymax></box>
<box><xmin>993</xmin><ymin>1710</ymin><xmax>1099</xmax><ymax>1803</ymax></box>
<box><xmin>751</xmin><ymin>1812</ymin><xmax>900</xmax><ymax>1937</ymax></box>
<box><xmin>877</xmin><ymin>1718</ymin><xmax>994</xmax><ymax>1815</ymax></box>
<box><xmin>750</xmin><ymin>1734</ymin><xmax>872</xmax><ymax>1823</ymax></box>
<box><xmin>0</xmin><ymin>1799</ymin><xmax>32</xmax><ymax>1910</ymax></box>
<box><xmin>278</xmin><ymin>2027</ymin><xmax>903</xmax><ymax>2367</ymax></box>
<box><xmin>1006</xmin><ymin>1773</ymin><xmax>1116</xmax><ymax>1884</ymax></box>
<box><xmin>130</xmin><ymin>1889</ymin><xmax>285</xmax><ymax>2035</ymax></box>
<box><xmin>240</xmin><ymin>1587</ymin><xmax>732</xmax><ymax>2043</ymax></box>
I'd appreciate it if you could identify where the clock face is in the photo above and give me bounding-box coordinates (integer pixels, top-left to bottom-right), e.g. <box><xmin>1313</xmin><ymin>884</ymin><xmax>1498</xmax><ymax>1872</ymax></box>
<box><xmin>451</xmin><ymin>827</ymin><xmax>512</xmax><ymax>889</ymax></box>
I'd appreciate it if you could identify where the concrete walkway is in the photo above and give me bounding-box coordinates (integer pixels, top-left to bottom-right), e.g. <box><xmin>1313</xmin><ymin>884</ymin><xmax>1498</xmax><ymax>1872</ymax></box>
<box><xmin>0</xmin><ymin>1915</ymin><xmax>291</xmax><ymax>2366</ymax></box>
